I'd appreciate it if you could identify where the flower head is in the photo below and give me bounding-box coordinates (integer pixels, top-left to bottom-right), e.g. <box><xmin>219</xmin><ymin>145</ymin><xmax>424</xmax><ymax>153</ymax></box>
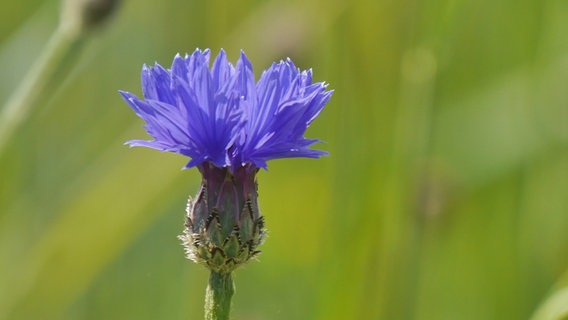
<box><xmin>120</xmin><ymin>49</ymin><xmax>332</xmax><ymax>170</ymax></box>
<box><xmin>121</xmin><ymin>49</ymin><xmax>332</xmax><ymax>273</ymax></box>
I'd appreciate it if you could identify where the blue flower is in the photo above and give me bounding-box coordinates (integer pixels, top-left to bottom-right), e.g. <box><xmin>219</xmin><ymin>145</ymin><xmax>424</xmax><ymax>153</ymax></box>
<box><xmin>121</xmin><ymin>49</ymin><xmax>333</xmax><ymax>273</ymax></box>
<box><xmin>120</xmin><ymin>49</ymin><xmax>332</xmax><ymax>170</ymax></box>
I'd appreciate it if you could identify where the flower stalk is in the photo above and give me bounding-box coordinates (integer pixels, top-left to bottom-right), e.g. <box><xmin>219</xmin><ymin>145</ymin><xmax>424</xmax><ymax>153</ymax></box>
<box><xmin>179</xmin><ymin>163</ymin><xmax>265</xmax><ymax>319</ymax></box>
<box><xmin>205</xmin><ymin>271</ymin><xmax>235</xmax><ymax>320</ymax></box>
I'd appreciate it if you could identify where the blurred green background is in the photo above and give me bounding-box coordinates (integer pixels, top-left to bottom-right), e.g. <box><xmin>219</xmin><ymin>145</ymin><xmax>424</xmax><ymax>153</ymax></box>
<box><xmin>1</xmin><ymin>0</ymin><xmax>567</xmax><ymax>319</ymax></box>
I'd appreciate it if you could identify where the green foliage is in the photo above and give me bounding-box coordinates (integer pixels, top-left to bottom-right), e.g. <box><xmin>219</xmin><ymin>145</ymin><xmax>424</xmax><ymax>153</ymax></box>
<box><xmin>1</xmin><ymin>0</ymin><xmax>567</xmax><ymax>319</ymax></box>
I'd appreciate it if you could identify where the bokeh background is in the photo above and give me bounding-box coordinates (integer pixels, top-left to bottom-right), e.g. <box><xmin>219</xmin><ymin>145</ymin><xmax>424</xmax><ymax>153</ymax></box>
<box><xmin>1</xmin><ymin>0</ymin><xmax>567</xmax><ymax>319</ymax></box>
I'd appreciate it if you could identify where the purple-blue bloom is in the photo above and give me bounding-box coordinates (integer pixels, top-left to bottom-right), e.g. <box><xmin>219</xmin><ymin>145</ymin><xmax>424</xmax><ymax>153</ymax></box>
<box><xmin>120</xmin><ymin>49</ymin><xmax>332</xmax><ymax>170</ymax></box>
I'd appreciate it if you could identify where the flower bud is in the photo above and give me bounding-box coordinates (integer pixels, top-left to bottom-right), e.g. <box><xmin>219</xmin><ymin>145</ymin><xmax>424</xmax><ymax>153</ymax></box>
<box><xmin>179</xmin><ymin>163</ymin><xmax>266</xmax><ymax>274</ymax></box>
<box><xmin>61</xmin><ymin>0</ymin><xmax>121</xmax><ymax>35</ymax></box>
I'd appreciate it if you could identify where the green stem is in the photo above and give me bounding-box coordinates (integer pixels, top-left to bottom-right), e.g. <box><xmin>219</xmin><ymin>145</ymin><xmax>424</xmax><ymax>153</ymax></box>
<box><xmin>205</xmin><ymin>272</ymin><xmax>234</xmax><ymax>320</ymax></box>
<box><xmin>0</xmin><ymin>25</ymin><xmax>84</xmax><ymax>153</ymax></box>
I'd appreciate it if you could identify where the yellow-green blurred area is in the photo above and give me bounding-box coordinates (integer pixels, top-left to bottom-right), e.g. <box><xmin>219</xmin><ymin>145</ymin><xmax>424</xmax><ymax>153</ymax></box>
<box><xmin>1</xmin><ymin>0</ymin><xmax>568</xmax><ymax>319</ymax></box>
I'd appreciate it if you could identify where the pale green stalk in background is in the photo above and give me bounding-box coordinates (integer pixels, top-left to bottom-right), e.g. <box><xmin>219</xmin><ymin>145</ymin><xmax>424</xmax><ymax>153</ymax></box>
<box><xmin>0</xmin><ymin>0</ymin><xmax>119</xmax><ymax>152</ymax></box>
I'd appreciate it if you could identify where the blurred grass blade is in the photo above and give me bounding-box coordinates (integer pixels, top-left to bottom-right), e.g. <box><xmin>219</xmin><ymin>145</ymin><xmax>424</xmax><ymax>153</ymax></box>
<box><xmin>531</xmin><ymin>287</ymin><xmax>568</xmax><ymax>320</ymax></box>
<box><xmin>0</xmin><ymin>130</ymin><xmax>185</xmax><ymax>320</ymax></box>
